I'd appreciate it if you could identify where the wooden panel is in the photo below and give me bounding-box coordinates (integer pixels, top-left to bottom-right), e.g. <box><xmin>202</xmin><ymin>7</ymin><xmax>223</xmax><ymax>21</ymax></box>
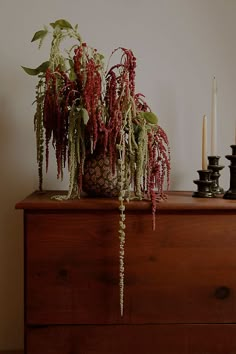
<box><xmin>125</xmin><ymin>213</ymin><xmax>236</xmax><ymax>324</ymax></box>
<box><xmin>26</xmin><ymin>211</ymin><xmax>120</xmax><ymax>324</ymax></box>
<box><xmin>26</xmin><ymin>211</ymin><xmax>236</xmax><ymax>324</ymax></box>
<box><xmin>27</xmin><ymin>324</ymin><xmax>236</xmax><ymax>354</ymax></box>
<box><xmin>16</xmin><ymin>190</ymin><xmax>236</xmax><ymax>212</ymax></box>
<box><xmin>0</xmin><ymin>352</ymin><xmax>23</xmax><ymax>354</ymax></box>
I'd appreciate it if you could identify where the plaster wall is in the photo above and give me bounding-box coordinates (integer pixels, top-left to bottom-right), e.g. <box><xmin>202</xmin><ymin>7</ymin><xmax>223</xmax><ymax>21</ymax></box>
<box><xmin>0</xmin><ymin>0</ymin><xmax>236</xmax><ymax>349</ymax></box>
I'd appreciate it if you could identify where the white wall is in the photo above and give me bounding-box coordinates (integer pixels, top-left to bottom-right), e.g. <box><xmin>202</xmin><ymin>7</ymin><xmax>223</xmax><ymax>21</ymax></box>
<box><xmin>0</xmin><ymin>0</ymin><xmax>236</xmax><ymax>349</ymax></box>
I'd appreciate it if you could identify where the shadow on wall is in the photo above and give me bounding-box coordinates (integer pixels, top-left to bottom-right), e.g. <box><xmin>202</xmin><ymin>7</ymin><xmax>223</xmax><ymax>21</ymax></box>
<box><xmin>0</xmin><ymin>95</ymin><xmax>31</xmax><ymax>350</ymax></box>
<box><xmin>155</xmin><ymin>80</ymin><xmax>185</xmax><ymax>191</ymax></box>
<box><xmin>0</xmin><ymin>62</ymin><xmax>68</xmax><ymax>348</ymax></box>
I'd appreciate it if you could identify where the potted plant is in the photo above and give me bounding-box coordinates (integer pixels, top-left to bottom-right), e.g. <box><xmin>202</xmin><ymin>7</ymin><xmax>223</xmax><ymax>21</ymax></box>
<box><xmin>22</xmin><ymin>19</ymin><xmax>170</xmax><ymax>315</ymax></box>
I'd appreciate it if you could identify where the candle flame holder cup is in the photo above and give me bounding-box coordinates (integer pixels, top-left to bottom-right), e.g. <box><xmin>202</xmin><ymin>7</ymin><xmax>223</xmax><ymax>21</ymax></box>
<box><xmin>207</xmin><ymin>156</ymin><xmax>224</xmax><ymax>195</ymax></box>
<box><xmin>223</xmin><ymin>145</ymin><xmax>236</xmax><ymax>200</ymax></box>
<box><xmin>192</xmin><ymin>170</ymin><xmax>214</xmax><ymax>198</ymax></box>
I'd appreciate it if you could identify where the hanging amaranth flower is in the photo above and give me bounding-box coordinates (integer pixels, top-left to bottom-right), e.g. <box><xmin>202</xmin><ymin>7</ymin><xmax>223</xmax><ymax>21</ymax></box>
<box><xmin>22</xmin><ymin>19</ymin><xmax>170</xmax><ymax>317</ymax></box>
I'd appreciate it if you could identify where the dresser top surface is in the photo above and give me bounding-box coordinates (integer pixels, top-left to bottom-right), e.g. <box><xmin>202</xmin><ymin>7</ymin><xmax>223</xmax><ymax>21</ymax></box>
<box><xmin>15</xmin><ymin>190</ymin><xmax>236</xmax><ymax>212</ymax></box>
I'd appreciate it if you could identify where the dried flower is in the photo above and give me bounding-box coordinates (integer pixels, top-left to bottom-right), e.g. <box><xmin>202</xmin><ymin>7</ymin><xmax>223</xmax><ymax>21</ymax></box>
<box><xmin>23</xmin><ymin>18</ymin><xmax>171</xmax><ymax>318</ymax></box>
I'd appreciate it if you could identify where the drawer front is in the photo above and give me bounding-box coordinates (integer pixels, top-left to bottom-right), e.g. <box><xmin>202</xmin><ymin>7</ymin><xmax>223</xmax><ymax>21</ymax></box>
<box><xmin>26</xmin><ymin>211</ymin><xmax>120</xmax><ymax>324</ymax></box>
<box><xmin>27</xmin><ymin>324</ymin><xmax>236</xmax><ymax>354</ymax></box>
<box><xmin>26</xmin><ymin>212</ymin><xmax>236</xmax><ymax>324</ymax></box>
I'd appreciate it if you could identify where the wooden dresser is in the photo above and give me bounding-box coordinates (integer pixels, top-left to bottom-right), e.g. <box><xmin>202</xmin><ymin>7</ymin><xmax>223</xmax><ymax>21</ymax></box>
<box><xmin>16</xmin><ymin>191</ymin><xmax>236</xmax><ymax>354</ymax></box>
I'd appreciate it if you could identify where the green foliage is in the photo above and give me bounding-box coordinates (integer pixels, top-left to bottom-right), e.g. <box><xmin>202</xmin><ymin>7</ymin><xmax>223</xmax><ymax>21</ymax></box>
<box><xmin>68</xmin><ymin>59</ymin><xmax>76</xmax><ymax>81</ymax></box>
<box><xmin>31</xmin><ymin>29</ymin><xmax>48</xmax><ymax>43</ymax></box>
<box><xmin>50</xmin><ymin>19</ymin><xmax>73</xmax><ymax>29</ymax></box>
<box><xmin>21</xmin><ymin>61</ymin><xmax>50</xmax><ymax>76</ymax></box>
<box><xmin>23</xmin><ymin>19</ymin><xmax>82</xmax><ymax>77</ymax></box>
<box><xmin>31</xmin><ymin>27</ymin><xmax>49</xmax><ymax>49</ymax></box>
<box><xmin>80</xmin><ymin>108</ymin><xmax>89</xmax><ymax>125</ymax></box>
<box><xmin>23</xmin><ymin>19</ymin><xmax>171</xmax><ymax>318</ymax></box>
<box><xmin>34</xmin><ymin>79</ymin><xmax>45</xmax><ymax>191</ymax></box>
<box><xmin>141</xmin><ymin>111</ymin><xmax>158</xmax><ymax>125</ymax></box>
<box><xmin>66</xmin><ymin>103</ymin><xmax>86</xmax><ymax>199</ymax></box>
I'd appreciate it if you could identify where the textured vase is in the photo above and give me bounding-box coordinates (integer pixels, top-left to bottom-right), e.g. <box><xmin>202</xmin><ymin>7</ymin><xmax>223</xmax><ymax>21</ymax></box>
<box><xmin>83</xmin><ymin>152</ymin><xmax>119</xmax><ymax>197</ymax></box>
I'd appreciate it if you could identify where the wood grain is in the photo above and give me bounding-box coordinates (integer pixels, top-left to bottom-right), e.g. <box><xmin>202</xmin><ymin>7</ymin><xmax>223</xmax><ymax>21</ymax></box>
<box><xmin>0</xmin><ymin>351</ymin><xmax>23</xmax><ymax>354</ymax></box>
<box><xmin>26</xmin><ymin>211</ymin><xmax>236</xmax><ymax>324</ymax></box>
<box><xmin>27</xmin><ymin>324</ymin><xmax>236</xmax><ymax>354</ymax></box>
<box><xmin>17</xmin><ymin>191</ymin><xmax>236</xmax><ymax>353</ymax></box>
<box><xmin>15</xmin><ymin>190</ymin><xmax>236</xmax><ymax>212</ymax></box>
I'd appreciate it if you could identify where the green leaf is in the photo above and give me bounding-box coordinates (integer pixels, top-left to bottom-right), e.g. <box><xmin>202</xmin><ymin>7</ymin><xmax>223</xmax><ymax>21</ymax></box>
<box><xmin>80</xmin><ymin>108</ymin><xmax>89</xmax><ymax>125</ymax></box>
<box><xmin>31</xmin><ymin>30</ymin><xmax>48</xmax><ymax>42</ymax></box>
<box><xmin>21</xmin><ymin>66</ymin><xmax>39</xmax><ymax>75</ymax></box>
<box><xmin>142</xmin><ymin>112</ymin><xmax>158</xmax><ymax>125</ymax></box>
<box><xmin>68</xmin><ymin>59</ymin><xmax>74</xmax><ymax>68</ymax></box>
<box><xmin>21</xmin><ymin>61</ymin><xmax>50</xmax><ymax>76</ymax></box>
<box><xmin>37</xmin><ymin>61</ymin><xmax>50</xmax><ymax>73</ymax></box>
<box><xmin>97</xmin><ymin>53</ymin><xmax>104</xmax><ymax>61</ymax></box>
<box><xmin>69</xmin><ymin>69</ymin><xmax>76</xmax><ymax>81</ymax></box>
<box><xmin>68</xmin><ymin>59</ymin><xmax>76</xmax><ymax>81</ymax></box>
<box><xmin>50</xmin><ymin>19</ymin><xmax>73</xmax><ymax>30</ymax></box>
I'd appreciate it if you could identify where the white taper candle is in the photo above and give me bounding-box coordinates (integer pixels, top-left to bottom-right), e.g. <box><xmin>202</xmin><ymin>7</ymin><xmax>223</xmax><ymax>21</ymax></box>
<box><xmin>211</xmin><ymin>77</ymin><xmax>217</xmax><ymax>155</ymax></box>
<box><xmin>202</xmin><ymin>115</ymin><xmax>207</xmax><ymax>170</ymax></box>
<box><xmin>235</xmin><ymin>120</ymin><xmax>236</xmax><ymax>145</ymax></box>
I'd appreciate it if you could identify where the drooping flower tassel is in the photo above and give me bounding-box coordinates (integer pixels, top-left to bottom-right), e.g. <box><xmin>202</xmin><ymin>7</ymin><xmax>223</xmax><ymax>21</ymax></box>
<box><xmin>117</xmin><ymin>142</ymin><xmax>126</xmax><ymax>316</ymax></box>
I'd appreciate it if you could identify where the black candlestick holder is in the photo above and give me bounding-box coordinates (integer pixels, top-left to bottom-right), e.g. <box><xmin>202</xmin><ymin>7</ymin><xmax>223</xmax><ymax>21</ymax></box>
<box><xmin>223</xmin><ymin>145</ymin><xmax>236</xmax><ymax>200</ymax></box>
<box><xmin>207</xmin><ymin>156</ymin><xmax>224</xmax><ymax>195</ymax></box>
<box><xmin>192</xmin><ymin>169</ymin><xmax>214</xmax><ymax>198</ymax></box>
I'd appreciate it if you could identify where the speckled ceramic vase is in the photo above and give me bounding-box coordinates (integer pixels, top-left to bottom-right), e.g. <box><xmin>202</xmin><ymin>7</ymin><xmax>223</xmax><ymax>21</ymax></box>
<box><xmin>83</xmin><ymin>151</ymin><xmax>119</xmax><ymax>197</ymax></box>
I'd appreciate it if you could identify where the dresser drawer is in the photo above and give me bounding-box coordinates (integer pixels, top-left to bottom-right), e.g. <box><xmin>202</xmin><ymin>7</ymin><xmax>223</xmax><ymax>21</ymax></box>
<box><xmin>26</xmin><ymin>211</ymin><xmax>236</xmax><ymax>324</ymax></box>
<box><xmin>27</xmin><ymin>324</ymin><xmax>236</xmax><ymax>354</ymax></box>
